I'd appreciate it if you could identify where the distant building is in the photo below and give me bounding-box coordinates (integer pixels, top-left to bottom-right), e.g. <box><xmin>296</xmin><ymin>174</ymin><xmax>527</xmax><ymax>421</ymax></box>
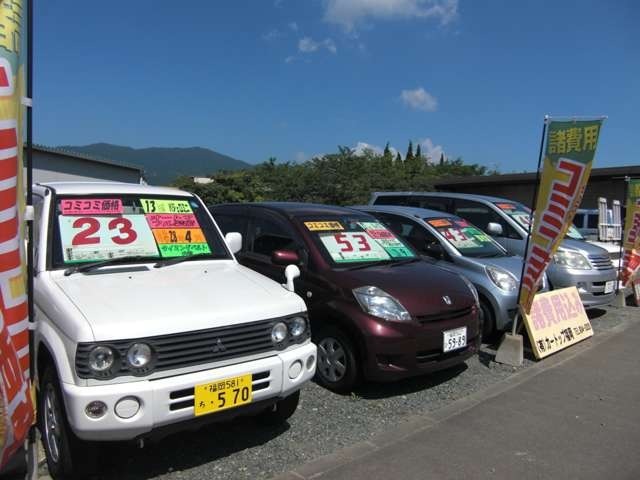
<box><xmin>30</xmin><ymin>145</ymin><xmax>144</xmax><ymax>184</ymax></box>
<box><xmin>433</xmin><ymin>165</ymin><xmax>640</xmax><ymax>209</ymax></box>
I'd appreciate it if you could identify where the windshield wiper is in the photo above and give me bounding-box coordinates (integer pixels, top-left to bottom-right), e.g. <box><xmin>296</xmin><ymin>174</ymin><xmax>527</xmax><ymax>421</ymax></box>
<box><xmin>153</xmin><ymin>253</ymin><xmax>212</xmax><ymax>268</ymax></box>
<box><xmin>344</xmin><ymin>257</ymin><xmax>419</xmax><ymax>271</ymax></box>
<box><xmin>64</xmin><ymin>255</ymin><xmax>149</xmax><ymax>276</ymax></box>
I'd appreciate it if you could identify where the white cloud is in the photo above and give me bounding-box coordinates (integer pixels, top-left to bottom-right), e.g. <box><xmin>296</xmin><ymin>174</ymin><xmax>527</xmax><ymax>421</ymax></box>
<box><xmin>353</xmin><ymin>141</ymin><xmax>398</xmax><ymax>157</ymax></box>
<box><xmin>262</xmin><ymin>28</ymin><xmax>283</xmax><ymax>41</ymax></box>
<box><xmin>324</xmin><ymin>0</ymin><xmax>458</xmax><ymax>31</ymax></box>
<box><xmin>400</xmin><ymin>87</ymin><xmax>438</xmax><ymax>112</ymax></box>
<box><xmin>418</xmin><ymin>137</ymin><xmax>445</xmax><ymax>163</ymax></box>
<box><xmin>294</xmin><ymin>151</ymin><xmax>308</xmax><ymax>162</ymax></box>
<box><xmin>289</xmin><ymin>21</ymin><xmax>299</xmax><ymax>31</ymax></box>
<box><xmin>284</xmin><ymin>55</ymin><xmax>296</xmax><ymax>63</ymax></box>
<box><xmin>298</xmin><ymin>37</ymin><xmax>338</xmax><ymax>54</ymax></box>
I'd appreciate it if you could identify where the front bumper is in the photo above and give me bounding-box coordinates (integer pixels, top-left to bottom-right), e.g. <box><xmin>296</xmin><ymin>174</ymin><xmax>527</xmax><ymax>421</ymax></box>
<box><xmin>547</xmin><ymin>266</ymin><xmax>616</xmax><ymax>308</ymax></box>
<box><xmin>355</xmin><ymin>307</ymin><xmax>480</xmax><ymax>382</ymax></box>
<box><xmin>62</xmin><ymin>342</ymin><xmax>317</xmax><ymax>441</ymax></box>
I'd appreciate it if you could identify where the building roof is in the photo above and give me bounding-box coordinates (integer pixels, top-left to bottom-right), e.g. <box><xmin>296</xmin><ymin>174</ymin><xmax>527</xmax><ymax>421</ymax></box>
<box><xmin>32</xmin><ymin>144</ymin><xmax>144</xmax><ymax>174</ymax></box>
<box><xmin>431</xmin><ymin>165</ymin><xmax>640</xmax><ymax>188</ymax></box>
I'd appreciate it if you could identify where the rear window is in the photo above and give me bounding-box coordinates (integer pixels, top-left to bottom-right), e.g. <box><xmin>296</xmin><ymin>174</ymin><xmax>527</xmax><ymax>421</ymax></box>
<box><xmin>426</xmin><ymin>217</ymin><xmax>506</xmax><ymax>258</ymax></box>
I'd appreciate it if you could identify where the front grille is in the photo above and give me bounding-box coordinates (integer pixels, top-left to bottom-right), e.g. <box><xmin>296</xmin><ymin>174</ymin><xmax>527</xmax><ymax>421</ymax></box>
<box><xmin>169</xmin><ymin>371</ymin><xmax>271</xmax><ymax>411</ymax></box>
<box><xmin>588</xmin><ymin>254</ymin><xmax>614</xmax><ymax>271</ymax></box>
<box><xmin>76</xmin><ymin>316</ymin><xmax>307</xmax><ymax>379</ymax></box>
<box><xmin>416</xmin><ymin>340</ymin><xmax>476</xmax><ymax>363</ymax></box>
<box><xmin>416</xmin><ymin>306</ymin><xmax>473</xmax><ymax>324</ymax></box>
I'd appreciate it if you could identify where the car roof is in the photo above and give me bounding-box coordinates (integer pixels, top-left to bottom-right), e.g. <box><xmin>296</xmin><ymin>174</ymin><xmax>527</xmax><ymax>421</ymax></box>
<box><xmin>213</xmin><ymin>201</ymin><xmax>365</xmax><ymax>218</ymax></box>
<box><xmin>34</xmin><ymin>181</ymin><xmax>190</xmax><ymax>197</ymax></box>
<box><xmin>372</xmin><ymin>191</ymin><xmax>523</xmax><ymax>204</ymax></box>
<box><xmin>352</xmin><ymin>204</ymin><xmax>456</xmax><ymax>220</ymax></box>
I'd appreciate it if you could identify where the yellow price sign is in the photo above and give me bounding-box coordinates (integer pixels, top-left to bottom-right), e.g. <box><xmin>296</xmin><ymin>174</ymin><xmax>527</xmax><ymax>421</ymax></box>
<box><xmin>141</xmin><ymin>199</ymin><xmax>192</xmax><ymax>214</ymax></box>
<box><xmin>304</xmin><ymin>221</ymin><xmax>344</xmax><ymax>231</ymax></box>
<box><xmin>152</xmin><ymin>228</ymin><xmax>206</xmax><ymax>244</ymax></box>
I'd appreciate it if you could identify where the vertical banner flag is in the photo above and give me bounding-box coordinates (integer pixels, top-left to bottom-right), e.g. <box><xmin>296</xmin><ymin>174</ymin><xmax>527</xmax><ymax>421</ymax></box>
<box><xmin>620</xmin><ymin>179</ymin><xmax>640</xmax><ymax>287</ymax></box>
<box><xmin>0</xmin><ymin>0</ymin><xmax>34</xmax><ymax>469</ymax></box>
<box><xmin>519</xmin><ymin>118</ymin><xmax>604</xmax><ymax>314</ymax></box>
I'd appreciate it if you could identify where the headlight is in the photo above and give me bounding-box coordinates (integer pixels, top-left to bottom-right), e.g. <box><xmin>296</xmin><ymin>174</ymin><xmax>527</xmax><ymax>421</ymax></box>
<box><xmin>126</xmin><ymin>343</ymin><xmax>152</xmax><ymax>368</ymax></box>
<box><xmin>353</xmin><ymin>286</ymin><xmax>411</xmax><ymax>322</ymax></box>
<box><xmin>271</xmin><ymin>322</ymin><xmax>288</xmax><ymax>343</ymax></box>
<box><xmin>486</xmin><ymin>266</ymin><xmax>517</xmax><ymax>291</ymax></box>
<box><xmin>288</xmin><ymin>317</ymin><xmax>307</xmax><ymax>338</ymax></box>
<box><xmin>458</xmin><ymin>273</ymin><xmax>479</xmax><ymax>306</ymax></box>
<box><xmin>88</xmin><ymin>346</ymin><xmax>115</xmax><ymax>373</ymax></box>
<box><xmin>553</xmin><ymin>249</ymin><xmax>591</xmax><ymax>270</ymax></box>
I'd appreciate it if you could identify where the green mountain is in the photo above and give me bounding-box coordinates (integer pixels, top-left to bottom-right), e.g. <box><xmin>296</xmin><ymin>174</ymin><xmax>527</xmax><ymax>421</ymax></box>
<box><xmin>58</xmin><ymin>143</ymin><xmax>251</xmax><ymax>185</ymax></box>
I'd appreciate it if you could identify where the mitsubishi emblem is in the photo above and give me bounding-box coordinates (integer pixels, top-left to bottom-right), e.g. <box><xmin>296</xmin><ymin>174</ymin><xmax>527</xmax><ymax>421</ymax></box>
<box><xmin>212</xmin><ymin>338</ymin><xmax>226</xmax><ymax>353</ymax></box>
<box><xmin>442</xmin><ymin>295</ymin><xmax>452</xmax><ymax>305</ymax></box>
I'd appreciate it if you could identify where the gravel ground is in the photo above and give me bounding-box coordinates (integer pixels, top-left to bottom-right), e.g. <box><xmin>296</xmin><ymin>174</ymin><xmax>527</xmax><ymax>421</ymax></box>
<box><xmin>30</xmin><ymin>305</ymin><xmax>633</xmax><ymax>480</ymax></box>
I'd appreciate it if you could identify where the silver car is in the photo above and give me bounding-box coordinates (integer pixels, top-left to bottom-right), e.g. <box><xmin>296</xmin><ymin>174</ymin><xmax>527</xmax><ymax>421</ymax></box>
<box><xmin>369</xmin><ymin>192</ymin><xmax>617</xmax><ymax>308</ymax></box>
<box><xmin>354</xmin><ymin>205</ymin><xmax>547</xmax><ymax>338</ymax></box>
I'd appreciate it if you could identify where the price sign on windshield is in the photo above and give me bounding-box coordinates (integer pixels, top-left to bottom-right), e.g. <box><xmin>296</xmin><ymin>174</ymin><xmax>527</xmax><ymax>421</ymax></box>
<box><xmin>319</xmin><ymin>231</ymin><xmax>390</xmax><ymax>263</ymax></box>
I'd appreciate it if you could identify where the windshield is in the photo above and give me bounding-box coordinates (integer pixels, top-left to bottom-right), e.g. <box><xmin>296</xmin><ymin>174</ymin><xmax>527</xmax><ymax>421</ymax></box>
<box><xmin>426</xmin><ymin>217</ymin><xmax>506</xmax><ymax>258</ymax></box>
<box><xmin>51</xmin><ymin>194</ymin><xmax>231</xmax><ymax>268</ymax></box>
<box><xmin>494</xmin><ymin>201</ymin><xmax>586</xmax><ymax>240</ymax></box>
<box><xmin>299</xmin><ymin>215</ymin><xmax>416</xmax><ymax>266</ymax></box>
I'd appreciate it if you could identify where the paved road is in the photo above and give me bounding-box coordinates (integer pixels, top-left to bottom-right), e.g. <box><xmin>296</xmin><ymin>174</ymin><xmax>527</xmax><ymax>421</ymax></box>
<box><xmin>277</xmin><ymin>311</ymin><xmax>640</xmax><ymax>480</ymax></box>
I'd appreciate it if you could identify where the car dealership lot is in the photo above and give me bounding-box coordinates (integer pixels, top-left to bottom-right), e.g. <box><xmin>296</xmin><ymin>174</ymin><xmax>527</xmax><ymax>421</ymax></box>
<box><xmin>28</xmin><ymin>306</ymin><xmax>629</xmax><ymax>480</ymax></box>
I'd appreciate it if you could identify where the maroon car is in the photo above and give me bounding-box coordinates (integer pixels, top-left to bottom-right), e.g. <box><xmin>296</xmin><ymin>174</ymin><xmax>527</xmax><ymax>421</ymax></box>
<box><xmin>211</xmin><ymin>203</ymin><xmax>480</xmax><ymax>392</ymax></box>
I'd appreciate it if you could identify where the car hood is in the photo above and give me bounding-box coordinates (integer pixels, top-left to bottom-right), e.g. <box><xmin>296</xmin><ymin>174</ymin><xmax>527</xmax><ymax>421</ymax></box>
<box><xmin>467</xmin><ymin>255</ymin><xmax>524</xmax><ymax>279</ymax></box>
<box><xmin>53</xmin><ymin>262</ymin><xmax>306</xmax><ymax>341</ymax></box>
<box><xmin>560</xmin><ymin>237</ymin><xmax>609</xmax><ymax>255</ymax></box>
<box><xmin>329</xmin><ymin>261</ymin><xmax>476</xmax><ymax>317</ymax></box>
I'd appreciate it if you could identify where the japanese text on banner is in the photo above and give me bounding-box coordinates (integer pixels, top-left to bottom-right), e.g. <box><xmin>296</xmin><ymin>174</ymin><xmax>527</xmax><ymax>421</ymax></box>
<box><xmin>519</xmin><ymin>119</ymin><xmax>604</xmax><ymax>314</ymax></box>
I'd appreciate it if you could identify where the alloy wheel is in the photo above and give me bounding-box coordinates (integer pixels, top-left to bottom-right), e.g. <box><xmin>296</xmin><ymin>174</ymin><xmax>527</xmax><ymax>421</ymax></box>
<box><xmin>43</xmin><ymin>383</ymin><xmax>62</xmax><ymax>464</ymax></box>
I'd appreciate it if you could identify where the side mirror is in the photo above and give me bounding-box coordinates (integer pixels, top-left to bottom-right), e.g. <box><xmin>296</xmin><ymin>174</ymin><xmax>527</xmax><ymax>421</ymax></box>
<box><xmin>284</xmin><ymin>264</ymin><xmax>300</xmax><ymax>292</ymax></box>
<box><xmin>225</xmin><ymin>232</ymin><xmax>242</xmax><ymax>254</ymax></box>
<box><xmin>424</xmin><ymin>242</ymin><xmax>444</xmax><ymax>259</ymax></box>
<box><xmin>271</xmin><ymin>249</ymin><xmax>300</xmax><ymax>266</ymax></box>
<box><xmin>487</xmin><ymin>222</ymin><xmax>504</xmax><ymax>237</ymax></box>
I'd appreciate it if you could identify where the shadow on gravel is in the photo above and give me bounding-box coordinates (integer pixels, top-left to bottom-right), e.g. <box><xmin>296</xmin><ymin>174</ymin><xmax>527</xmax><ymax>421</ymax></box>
<box><xmin>91</xmin><ymin>417</ymin><xmax>291</xmax><ymax>480</ymax></box>
<box><xmin>587</xmin><ymin>308</ymin><xmax>607</xmax><ymax>320</ymax></box>
<box><xmin>352</xmin><ymin>364</ymin><xmax>467</xmax><ymax>400</ymax></box>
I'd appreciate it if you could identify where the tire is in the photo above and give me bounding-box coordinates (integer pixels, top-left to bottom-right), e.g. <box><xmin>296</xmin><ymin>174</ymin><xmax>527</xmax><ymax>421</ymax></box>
<box><xmin>256</xmin><ymin>390</ymin><xmax>300</xmax><ymax>426</ymax></box>
<box><xmin>479</xmin><ymin>300</ymin><xmax>496</xmax><ymax>343</ymax></box>
<box><xmin>39</xmin><ymin>366</ymin><xmax>96</xmax><ymax>479</ymax></box>
<box><xmin>314</xmin><ymin>325</ymin><xmax>359</xmax><ymax>393</ymax></box>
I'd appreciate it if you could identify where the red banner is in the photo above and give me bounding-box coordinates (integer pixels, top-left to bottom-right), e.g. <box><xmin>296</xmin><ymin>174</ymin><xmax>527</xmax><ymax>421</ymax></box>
<box><xmin>0</xmin><ymin>0</ymin><xmax>34</xmax><ymax>468</ymax></box>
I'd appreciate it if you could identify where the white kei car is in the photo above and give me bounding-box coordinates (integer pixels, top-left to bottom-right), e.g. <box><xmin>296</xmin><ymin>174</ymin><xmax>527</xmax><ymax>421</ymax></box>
<box><xmin>32</xmin><ymin>182</ymin><xmax>316</xmax><ymax>479</ymax></box>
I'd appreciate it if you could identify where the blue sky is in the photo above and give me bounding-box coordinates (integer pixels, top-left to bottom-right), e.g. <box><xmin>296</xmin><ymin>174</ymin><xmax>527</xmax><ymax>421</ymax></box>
<box><xmin>35</xmin><ymin>1</ymin><xmax>639</xmax><ymax>171</ymax></box>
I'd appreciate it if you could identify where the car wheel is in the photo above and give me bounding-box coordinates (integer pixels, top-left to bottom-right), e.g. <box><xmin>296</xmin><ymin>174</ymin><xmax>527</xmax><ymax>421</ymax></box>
<box><xmin>256</xmin><ymin>390</ymin><xmax>300</xmax><ymax>426</ymax></box>
<box><xmin>479</xmin><ymin>300</ymin><xmax>496</xmax><ymax>342</ymax></box>
<box><xmin>39</xmin><ymin>366</ymin><xmax>96</xmax><ymax>479</ymax></box>
<box><xmin>314</xmin><ymin>326</ymin><xmax>359</xmax><ymax>393</ymax></box>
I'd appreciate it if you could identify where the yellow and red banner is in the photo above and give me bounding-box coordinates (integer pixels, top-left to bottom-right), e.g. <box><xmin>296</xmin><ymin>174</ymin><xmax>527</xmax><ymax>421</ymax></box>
<box><xmin>0</xmin><ymin>0</ymin><xmax>33</xmax><ymax>469</ymax></box>
<box><xmin>519</xmin><ymin>118</ymin><xmax>604</xmax><ymax>314</ymax></box>
<box><xmin>619</xmin><ymin>179</ymin><xmax>640</xmax><ymax>288</ymax></box>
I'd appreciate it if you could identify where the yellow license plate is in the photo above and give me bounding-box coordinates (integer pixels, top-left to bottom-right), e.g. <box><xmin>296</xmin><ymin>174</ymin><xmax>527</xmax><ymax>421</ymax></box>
<box><xmin>194</xmin><ymin>373</ymin><xmax>253</xmax><ymax>416</ymax></box>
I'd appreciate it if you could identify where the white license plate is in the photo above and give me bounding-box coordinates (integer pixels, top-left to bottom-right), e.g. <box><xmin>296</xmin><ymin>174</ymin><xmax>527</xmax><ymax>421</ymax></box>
<box><xmin>443</xmin><ymin>327</ymin><xmax>467</xmax><ymax>353</ymax></box>
<box><xmin>604</xmin><ymin>280</ymin><xmax>615</xmax><ymax>294</ymax></box>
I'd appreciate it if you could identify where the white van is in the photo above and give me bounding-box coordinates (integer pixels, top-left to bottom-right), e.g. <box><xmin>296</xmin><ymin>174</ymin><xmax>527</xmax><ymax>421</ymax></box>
<box><xmin>32</xmin><ymin>182</ymin><xmax>316</xmax><ymax>479</ymax></box>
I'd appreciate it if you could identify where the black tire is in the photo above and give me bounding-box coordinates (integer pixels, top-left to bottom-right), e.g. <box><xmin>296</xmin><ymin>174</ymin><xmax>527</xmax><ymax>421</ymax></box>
<box><xmin>479</xmin><ymin>300</ymin><xmax>496</xmax><ymax>343</ymax></box>
<box><xmin>314</xmin><ymin>325</ymin><xmax>359</xmax><ymax>393</ymax></box>
<box><xmin>256</xmin><ymin>390</ymin><xmax>300</xmax><ymax>426</ymax></box>
<box><xmin>38</xmin><ymin>366</ymin><xmax>96</xmax><ymax>479</ymax></box>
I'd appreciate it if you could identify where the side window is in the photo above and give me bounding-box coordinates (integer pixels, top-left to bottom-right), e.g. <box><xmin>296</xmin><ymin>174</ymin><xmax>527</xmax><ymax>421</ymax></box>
<box><xmin>453</xmin><ymin>199</ymin><xmax>520</xmax><ymax>239</ymax></box>
<box><xmin>572</xmin><ymin>213</ymin><xmax>584</xmax><ymax>228</ymax></box>
<box><xmin>413</xmin><ymin>196</ymin><xmax>452</xmax><ymax>213</ymax></box>
<box><xmin>213</xmin><ymin>213</ymin><xmax>248</xmax><ymax>249</ymax></box>
<box><xmin>587</xmin><ymin>214</ymin><xmax>598</xmax><ymax>229</ymax></box>
<box><xmin>32</xmin><ymin>194</ymin><xmax>44</xmax><ymax>268</ymax></box>
<box><xmin>373</xmin><ymin>195</ymin><xmax>410</xmax><ymax>206</ymax></box>
<box><xmin>375</xmin><ymin>213</ymin><xmax>438</xmax><ymax>253</ymax></box>
<box><xmin>249</xmin><ymin>216</ymin><xmax>297</xmax><ymax>257</ymax></box>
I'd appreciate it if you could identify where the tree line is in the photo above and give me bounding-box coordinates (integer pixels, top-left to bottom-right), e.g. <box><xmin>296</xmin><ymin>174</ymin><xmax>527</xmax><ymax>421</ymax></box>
<box><xmin>172</xmin><ymin>143</ymin><xmax>491</xmax><ymax>207</ymax></box>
